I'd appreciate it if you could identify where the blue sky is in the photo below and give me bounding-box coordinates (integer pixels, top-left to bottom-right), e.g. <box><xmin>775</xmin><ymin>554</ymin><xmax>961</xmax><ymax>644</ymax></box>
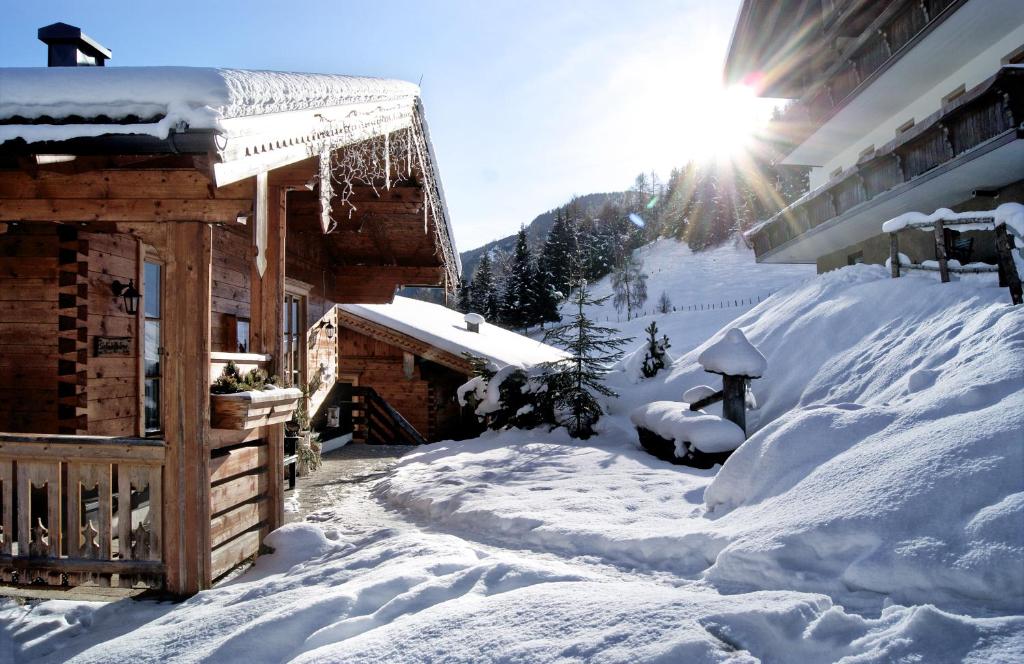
<box><xmin>0</xmin><ymin>0</ymin><xmax>767</xmax><ymax>251</ymax></box>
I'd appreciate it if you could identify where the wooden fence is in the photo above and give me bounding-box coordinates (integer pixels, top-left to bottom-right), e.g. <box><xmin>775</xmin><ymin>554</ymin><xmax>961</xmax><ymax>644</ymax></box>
<box><xmin>0</xmin><ymin>433</ymin><xmax>165</xmax><ymax>588</ymax></box>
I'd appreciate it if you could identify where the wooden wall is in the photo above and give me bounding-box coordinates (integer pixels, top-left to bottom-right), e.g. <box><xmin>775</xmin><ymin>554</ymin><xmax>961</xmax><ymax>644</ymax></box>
<box><xmin>85</xmin><ymin>231</ymin><xmax>140</xmax><ymax>436</ymax></box>
<box><xmin>0</xmin><ymin>225</ymin><xmax>59</xmax><ymax>433</ymax></box>
<box><xmin>211</xmin><ymin>226</ymin><xmax>252</xmax><ymax>354</ymax></box>
<box><xmin>337</xmin><ymin>328</ymin><xmax>470</xmax><ymax>441</ymax></box>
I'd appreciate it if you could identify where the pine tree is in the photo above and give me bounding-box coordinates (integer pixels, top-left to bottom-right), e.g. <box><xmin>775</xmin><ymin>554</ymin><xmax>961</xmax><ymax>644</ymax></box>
<box><xmin>539</xmin><ymin>208</ymin><xmax>576</xmax><ymax>299</ymax></box>
<box><xmin>455</xmin><ymin>277</ymin><xmax>472</xmax><ymax>313</ymax></box>
<box><xmin>500</xmin><ymin>226</ymin><xmax>537</xmax><ymax>332</ymax></box>
<box><xmin>640</xmin><ymin>321</ymin><xmax>671</xmax><ymax>378</ymax></box>
<box><xmin>542</xmin><ymin>280</ymin><xmax>631</xmax><ymax>439</ymax></box>
<box><xmin>469</xmin><ymin>253</ymin><xmax>500</xmax><ymax>322</ymax></box>
<box><xmin>611</xmin><ymin>254</ymin><xmax>648</xmax><ymax>320</ymax></box>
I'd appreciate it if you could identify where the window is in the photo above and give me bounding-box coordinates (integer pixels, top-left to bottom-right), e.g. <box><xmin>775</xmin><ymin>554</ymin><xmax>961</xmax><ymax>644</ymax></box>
<box><xmin>236</xmin><ymin>318</ymin><xmax>250</xmax><ymax>353</ymax></box>
<box><xmin>1001</xmin><ymin>43</ymin><xmax>1024</xmax><ymax>65</ymax></box>
<box><xmin>847</xmin><ymin>251</ymin><xmax>865</xmax><ymax>266</ymax></box>
<box><xmin>283</xmin><ymin>293</ymin><xmax>306</xmax><ymax>388</ymax></box>
<box><xmin>942</xmin><ymin>84</ymin><xmax>966</xmax><ymax>107</ymax></box>
<box><xmin>143</xmin><ymin>261</ymin><xmax>162</xmax><ymax>433</ymax></box>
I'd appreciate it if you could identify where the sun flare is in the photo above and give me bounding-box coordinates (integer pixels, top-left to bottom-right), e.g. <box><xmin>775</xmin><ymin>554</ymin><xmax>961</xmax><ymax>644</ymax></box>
<box><xmin>685</xmin><ymin>84</ymin><xmax>767</xmax><ymax>163</ymax></box>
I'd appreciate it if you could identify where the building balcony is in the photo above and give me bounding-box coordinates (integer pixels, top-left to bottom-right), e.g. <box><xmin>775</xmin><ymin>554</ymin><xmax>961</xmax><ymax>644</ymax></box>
<box><xmin>773</xmin><ymin>0</ymin><xmax>1022</xmax><ymax>166</ymax></box>
<box><xmin>749</xmin><ymin>66</ymin><xmax>1024</xmax><ymax>263</ymax></box>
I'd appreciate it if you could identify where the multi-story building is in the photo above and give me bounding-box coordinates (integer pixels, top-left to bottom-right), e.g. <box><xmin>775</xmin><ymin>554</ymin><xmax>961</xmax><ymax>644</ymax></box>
<box><xmin>726</xmin><ymin>0</ymin><xmax>1024</xmax><ymax>271</ymax></box>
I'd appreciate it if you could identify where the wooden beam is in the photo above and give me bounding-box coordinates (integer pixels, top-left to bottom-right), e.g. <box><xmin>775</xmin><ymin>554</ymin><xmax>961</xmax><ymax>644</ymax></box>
<box><xmin>0</xmin><ymin>170</ymin><xmax>252</xmax><ymax>200</ymax></box>
<box><xmin>250</xmin><ymin>184</ymin><xmax>287</xmax><ymax>533</ymax></box>
<box><xmin>160</xmin><ymin>222</ymin><xmax>213</xmax><ymax>595</ymax></box>
<box><xmin>0</xmin><ymin>199</ymin><xmax>253</xmax><ymax>224</ymax></box>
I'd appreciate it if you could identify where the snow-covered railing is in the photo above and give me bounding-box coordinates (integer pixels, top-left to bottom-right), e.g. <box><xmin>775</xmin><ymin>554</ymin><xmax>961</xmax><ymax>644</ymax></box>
<box><xmin>883</xmin><ymin>203</ymin><xmax>1023</xmax><ymax>304</ymax></box>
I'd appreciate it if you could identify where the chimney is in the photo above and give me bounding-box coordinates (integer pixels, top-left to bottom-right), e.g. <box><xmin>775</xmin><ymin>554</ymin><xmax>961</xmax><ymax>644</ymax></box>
<box><xmin>38</xmin><ymin>22</ymin><xmax>111</xmax><ymax>67</ymax></box>
<box><xmin>464</xmin><ymin>313</ymin><xmax>484</xmax><ymax>333</ymax></box>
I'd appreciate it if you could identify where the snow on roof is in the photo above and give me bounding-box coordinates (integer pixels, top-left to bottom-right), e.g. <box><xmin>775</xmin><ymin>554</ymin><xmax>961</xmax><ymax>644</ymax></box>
<box><xmin>698</xmin><ymin>328</ymin><xmax>767</xmax><ymax>378</ymax></box>
<box><xmin>0</xmin><ymin>67</ymin><xmax>419</xmax><ymax>143</ymax></box>
<box><xmin>630</xmin><ymin>401</ymin><xmax>745</xmax><ymax>454</ymax></box>
<box><xmin>339</xmin><ymin>296</ymin><xmax>567</xmax><ymax>369</ymax></box>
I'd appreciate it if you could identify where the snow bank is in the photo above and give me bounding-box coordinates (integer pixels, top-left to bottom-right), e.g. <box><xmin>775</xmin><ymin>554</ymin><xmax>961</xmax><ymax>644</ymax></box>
<box><xmin>341</xmin><ymin>296</ymin><xmax>565</xmax><ymax>369</ymax></box>
<box><xmin>0</xmin><ymin>67</ymin><xmax>419</xmax><ymax>142</ymax></box>
<box><xmin>697</xmin><ymin>328</ymin><xmax>766</xmax><ymax>377</ymax></box>
<box><xmin>386</xmin><ymin>265</ymin><xmax>1024</xmax><ymax>615</ymax></box>
<box><xmin>630</xmin><ymin>401</ymin><xmax>745</xmax><ymax>454</ymax></box>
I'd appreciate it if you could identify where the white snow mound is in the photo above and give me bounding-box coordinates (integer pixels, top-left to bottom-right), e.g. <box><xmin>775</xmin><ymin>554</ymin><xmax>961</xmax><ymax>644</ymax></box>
<box><xmin>698</xmin><ymin>328</ymin><xmax>766</xmax><ymax>377</ymax></box>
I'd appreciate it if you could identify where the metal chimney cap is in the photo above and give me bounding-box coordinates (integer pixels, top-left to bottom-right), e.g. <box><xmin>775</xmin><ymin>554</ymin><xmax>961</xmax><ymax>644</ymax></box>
<box><xmin>38</xmin><ymin>22</ymin><xmax>112</xmax><ymax>64</ymax></box>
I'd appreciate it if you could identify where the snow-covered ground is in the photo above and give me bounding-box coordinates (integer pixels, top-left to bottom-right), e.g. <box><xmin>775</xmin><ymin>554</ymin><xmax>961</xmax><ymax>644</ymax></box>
<box><xmin>3</xmin><ymin>249</ymin><xmax>1022</xmax><ymax>662</ymax></box>
<box><xmin>556</xmin><ymin>237</ymin><xmax>815</xmax><ymax>358</ymax></box>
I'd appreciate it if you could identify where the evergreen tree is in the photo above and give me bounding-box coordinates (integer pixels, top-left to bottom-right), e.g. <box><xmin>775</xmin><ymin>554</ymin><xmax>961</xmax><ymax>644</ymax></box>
<box><xmin>455</xmin><ymin>277</ymin><xmax>472</xmax><ymax>313</ymax></box>
<box><xmin>542</xmin><ymin>280</ymin><xmax>631</xmax><ymax>439</ymax></box>
<box><xmin>469</xmin><ymin>253</ymin><xmax>500</xmax><ymax>321</ymax></box>
<box><xmin>500</xmin><ymin>226</ymin><xmax>537</xmax><ymax>332</ymax></box>
<box><xmin>611</xmin><ymin>254</ymin><xmax>648</xmax><ymax>320</ymax></box>
<box><xmin>539</xmin><ymin>208</ymin><xmax>576</xmax><ymax>298</ymax></box>
<box><xmin>640</xmin><ymin>321</ymin><xmax>671</xmax><ymax>378</ymax></box>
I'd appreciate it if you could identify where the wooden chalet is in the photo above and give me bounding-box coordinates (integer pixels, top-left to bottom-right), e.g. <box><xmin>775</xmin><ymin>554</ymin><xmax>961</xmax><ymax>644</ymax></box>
<box><xmin>0</xmin><ymin>37</ymin><xmax>458</xmax><ymax>595</ymax></box>
<box><xmin>334</xmin><ymin>296</ymin><xmax>566</xmax><ymax>444</ymax></box>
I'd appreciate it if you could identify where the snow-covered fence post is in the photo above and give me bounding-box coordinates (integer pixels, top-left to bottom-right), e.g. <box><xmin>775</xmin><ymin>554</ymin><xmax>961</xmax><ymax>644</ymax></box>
<box><xmin>889</xmin><ymin>233</ymin><xmax>900</xmax><ymax>278</ymax></box>
<box><xmin>994</xmin><ymin>224</ymin><xmax>1023</xmax><ymax>305</ymax></box>
<box><xmin>933</xmin><ymin>219</ymin><xmax>950</xmax><ymax>283</ymax></box>
<box><xmin>697</xmin><ymin>328</ymin><xmax>767</xmax><ymax>437</ymax></box>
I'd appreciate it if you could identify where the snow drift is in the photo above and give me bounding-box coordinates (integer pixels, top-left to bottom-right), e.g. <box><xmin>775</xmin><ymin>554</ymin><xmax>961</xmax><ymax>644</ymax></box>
<box><xmin>384</xmin><ymin>264</ymin><xmax>1024</xmax><ymax>615</ymax></box>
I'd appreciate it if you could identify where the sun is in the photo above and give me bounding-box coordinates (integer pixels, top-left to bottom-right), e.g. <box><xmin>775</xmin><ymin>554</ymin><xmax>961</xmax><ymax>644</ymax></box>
<box><xmin>685</xmin><ymin>84</ymin><xmax>767</xmax><ymax>163</ymax></box>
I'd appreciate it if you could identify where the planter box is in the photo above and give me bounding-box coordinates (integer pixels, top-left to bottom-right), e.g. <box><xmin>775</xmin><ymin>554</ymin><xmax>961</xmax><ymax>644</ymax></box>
<box><xmin>636</xmin><ymin>426</ymin><xmax>731</xmax><ymax>469</ymax></box>
<box><xmin>211</xmin><ymin>387</ymin><xmax>302</xmax><ymax>430</ymax></box>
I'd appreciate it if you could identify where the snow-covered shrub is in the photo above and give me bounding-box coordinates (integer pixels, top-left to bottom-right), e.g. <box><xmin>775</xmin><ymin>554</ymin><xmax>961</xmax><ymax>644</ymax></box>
<box><xmin>458</xmin><ymin>355</ymin><xmax>555</xmax><ymax>431</ymax></box>
<box><xmin>639</xmin><ymin>321</ymin><xmax>672</xmax><ymax>378</ymax></box>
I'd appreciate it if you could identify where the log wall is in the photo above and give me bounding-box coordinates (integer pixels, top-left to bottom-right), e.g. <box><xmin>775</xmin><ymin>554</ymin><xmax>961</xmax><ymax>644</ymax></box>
<box><xmin>0</xmin><ymin>225</ymin><xmax>60</xmax><ymax>433</ymax></box>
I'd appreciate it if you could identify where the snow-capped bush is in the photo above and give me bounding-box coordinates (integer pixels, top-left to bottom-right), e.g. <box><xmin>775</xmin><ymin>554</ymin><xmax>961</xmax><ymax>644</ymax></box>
<box><xmin>458</xmin><ymin>355</ymin><xmax>555</xmax><ymax>431</ymax></box>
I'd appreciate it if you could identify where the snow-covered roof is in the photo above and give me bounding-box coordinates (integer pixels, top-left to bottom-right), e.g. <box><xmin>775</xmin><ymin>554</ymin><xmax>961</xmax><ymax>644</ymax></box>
<box><xmin>698</xmin><ymin>328</ymin><xmax>767</xmax><ymax>378</ymax></box>
<box><xmin>339</xmin><ymin>296</ymin><xmax>567</xmax><ymax>370</ymax></box>
<box><xmin>0</xmin><ymin>67</ymin><xmax>420</xmax><ymax>184</ymax></box>
<box><xmin>0</xmin><ymin>66</ymin><xmax>461</xmax><ymax>276</ymax></box>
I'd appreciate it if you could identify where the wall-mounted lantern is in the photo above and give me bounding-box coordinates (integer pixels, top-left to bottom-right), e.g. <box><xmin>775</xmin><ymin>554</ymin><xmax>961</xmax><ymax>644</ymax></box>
<box><xmin>324</xmin><ymin>320</ymin><xmax>336</xmax><ymax>340</ymax></box>
<box><xmin>111</xmin><ymin>279</ymin><xmax>140</xmax><ymax>315</ymax></box>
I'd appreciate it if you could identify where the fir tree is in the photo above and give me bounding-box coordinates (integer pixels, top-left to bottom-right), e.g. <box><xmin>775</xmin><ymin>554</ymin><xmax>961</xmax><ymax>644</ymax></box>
<box><xmin>539</xmin><ymin>208</ymin><xmax>576</xmax><ymax>298</ymax></box>
<box><xmin>469</xmin><ymin>252</ymin><xmax>500</xmax><ymax>322</ymax></box>
<box><xmin>500</xmin><ymin>226</ymin><xmax>537</xmax><ymax>332</ymax></box>
<box><xmin>640</xmin><ymin>321</ymin><xmax>671</xmax><ymax>378</ymax></box>
<box><xmin>542</xmin><ymin>280</ymin><xmax>631</xmax><ymax>439</ymax></box>
<box><xmin>455</xmin><ymin>277</ymin><xmax>472</xmax><ymax>313</ymax></box>
<box><xmin>611</xmin><ymin>254</ymin><xmax>648</xmax><ymax>320</ymax></box>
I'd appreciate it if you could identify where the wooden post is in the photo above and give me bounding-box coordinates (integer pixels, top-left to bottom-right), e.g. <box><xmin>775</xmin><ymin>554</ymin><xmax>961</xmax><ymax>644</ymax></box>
<box><xmin>933</xmin><ymin>219</ymin><xmax>950</xmax><ymax>283</ymax></box>
<box><xmin>994</xmin><ymin>224</ymin><xmax>1023</xmax><ymax>305</ymax></box>
<box><xmin>250</xmin><ymin>180</ymin><xmax>287</xmax><ymax>533</ymax></box>
<box><xmin>161</xmin><ymin>222</ymin><xmax>213</xmax><ymax>595</ymax></box>
<box><xmin>721</xmin><ymin>374</ymin><xmax>747</xmax><ymax>437</ymax></box>
<box><xmin>889</xmin><ymin>232</ymin><xmax>900</xmax><ymax>278</ymax></box>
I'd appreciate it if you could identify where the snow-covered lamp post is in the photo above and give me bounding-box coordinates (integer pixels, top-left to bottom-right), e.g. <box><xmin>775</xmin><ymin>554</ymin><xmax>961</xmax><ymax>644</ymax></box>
<box><xmin>697</xmin><ymin>328</ymin><xmax>766</xmax><ymax>436</ymax></box>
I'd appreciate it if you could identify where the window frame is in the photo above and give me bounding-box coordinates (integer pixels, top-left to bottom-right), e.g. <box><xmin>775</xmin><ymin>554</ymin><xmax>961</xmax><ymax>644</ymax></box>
<box><xmin>141</xmin><ymin>255</ymin><xmax>164</xmax><ymax>436</ymax></box>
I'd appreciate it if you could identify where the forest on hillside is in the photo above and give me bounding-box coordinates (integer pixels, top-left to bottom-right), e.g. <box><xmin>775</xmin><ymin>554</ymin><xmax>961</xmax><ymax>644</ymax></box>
<box><xmin>455</xmin><ymin>133</ymin><xmax>810</xmax><ymax>331</ymax></box>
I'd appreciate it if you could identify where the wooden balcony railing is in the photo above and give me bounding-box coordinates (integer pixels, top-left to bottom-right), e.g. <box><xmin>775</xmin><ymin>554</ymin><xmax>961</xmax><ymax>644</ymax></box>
<box><xmin>749</xmin><ymin>66</ymin><xmax>1024</xmax><ymax>259</ymax></box>
<box><xmin>0</xmin><ymin>433</ymin><xmax>165</xmax><ymax>588</ymax></box>
<box><xmin>774</xmin><ymin>0</ymin><xmax>963</xmax><ymax>140</ymax></box>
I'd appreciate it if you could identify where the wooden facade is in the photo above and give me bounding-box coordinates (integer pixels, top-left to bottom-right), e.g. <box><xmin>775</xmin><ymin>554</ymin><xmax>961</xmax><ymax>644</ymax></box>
<box><xmin>335</xmin><ymin>310</ymin><xmax>475</xmax><ymax>444</ymax></box>
<box><xmin>0</xmin><ymin>92</ymin><xmax>456</xmax><ymax>594</ymax></box>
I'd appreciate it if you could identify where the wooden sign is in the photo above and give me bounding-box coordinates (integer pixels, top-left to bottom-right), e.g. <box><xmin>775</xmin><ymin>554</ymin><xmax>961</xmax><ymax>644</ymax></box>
<box><xmin>95</xmin><ymin>336</ymin><xmax>132</xmax><ymax>356</ymax></box>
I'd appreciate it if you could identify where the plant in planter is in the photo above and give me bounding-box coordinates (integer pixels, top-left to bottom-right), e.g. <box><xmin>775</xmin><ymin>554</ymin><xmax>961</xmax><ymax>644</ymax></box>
<box><xmin>210</xmin><ymin>361</ymin><xmax>302</xmax><ymax>430</ymax></box>
<box><xmin>286</xmin><ymin>372</ymin><xmax>324</xmax><ymax>475</ymax></box>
